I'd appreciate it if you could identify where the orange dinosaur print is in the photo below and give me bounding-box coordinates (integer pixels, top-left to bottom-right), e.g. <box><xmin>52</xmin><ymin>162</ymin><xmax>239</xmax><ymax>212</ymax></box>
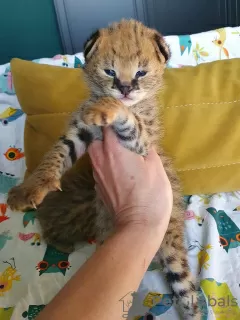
<box><xmin>4</xmin><ymin>147</ymin><xmax>24</xmax><ymax>161</ymax></box>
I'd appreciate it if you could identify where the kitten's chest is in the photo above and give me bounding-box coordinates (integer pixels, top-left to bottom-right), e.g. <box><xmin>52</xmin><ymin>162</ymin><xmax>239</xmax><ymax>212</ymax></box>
<box><xmin>131</xmin><ymin>99</ymin><xmax>158</xmax><ymax>121</ymax></box>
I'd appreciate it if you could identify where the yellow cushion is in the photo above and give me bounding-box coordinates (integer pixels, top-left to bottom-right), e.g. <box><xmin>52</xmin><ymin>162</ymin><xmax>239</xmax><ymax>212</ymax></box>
<box><xmin>11</xmin><ymin>58</ymin><xmax>240</xmax><ymax>194</ymax></box>
<box><xmin>11</xmin><ymin>58</ymin><xmax>91</xmax><ymax>181</ymax></box>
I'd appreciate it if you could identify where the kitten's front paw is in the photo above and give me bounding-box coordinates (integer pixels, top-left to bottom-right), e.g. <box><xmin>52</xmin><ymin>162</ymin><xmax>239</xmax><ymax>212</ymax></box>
<box><xmin>82</xmin><ymin>97</ymin><xmax>124</xmax><ymax>126</ymax></box>
<box><xmin>7</xmin><ymin>177</ymin><xmax>61</xmax><ymax>212</ymax></box>
<box><xmin>82</xmin><ymin>106</ymin><xmax>118</xmax><ymax>126</ymax></box>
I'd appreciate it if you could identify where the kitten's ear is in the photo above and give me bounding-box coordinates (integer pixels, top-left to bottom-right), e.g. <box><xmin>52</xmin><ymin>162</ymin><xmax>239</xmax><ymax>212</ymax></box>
<box><xmin>84</xmin><ymin>30</ymin><xmax>101</xmax><ymax>61</ymax></box>
<box><xmin>153</xmin><ymin>32</ymin><xmax>171</xmax><ymax>64</ymax></box>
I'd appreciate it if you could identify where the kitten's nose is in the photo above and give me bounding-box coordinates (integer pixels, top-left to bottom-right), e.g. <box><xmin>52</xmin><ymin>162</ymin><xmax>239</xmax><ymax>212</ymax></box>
<box><xmin>119</xmin><ymin>83</ymin><xmax>132</xmax><ymax>96</ymax></box>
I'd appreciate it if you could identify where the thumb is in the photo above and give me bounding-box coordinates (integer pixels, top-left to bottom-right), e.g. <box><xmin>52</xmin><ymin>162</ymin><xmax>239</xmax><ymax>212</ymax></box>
<box><xmin>145</xmin><ymin>147</ymin><xmax>159</xmax><ymax>161</ymax></box>
<box><xmin>88</xmin><ymin>140</ymin><xmax>104</xmax><ymax>168</ymax></box>
<box><xmin>103</xmin><ymin>127</ymin><xmax>122</xmax><ymax>153</ymax></box>
<box><xmin>145</xmin><ymin>147</ymin><xmax>164</xmax><ymax>167</ymax></box>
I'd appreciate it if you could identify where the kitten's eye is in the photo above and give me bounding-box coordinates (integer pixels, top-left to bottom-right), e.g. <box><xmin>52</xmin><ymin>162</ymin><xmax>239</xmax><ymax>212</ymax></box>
<box><xmin>104</xmin><ymin>69</ymin><xmax>116</xmax><ymax>77</ymax></box>
<box><xmin>136</xmin><ymin>70</ymin><xmax>147</xmax><ymax>78</ymax></box>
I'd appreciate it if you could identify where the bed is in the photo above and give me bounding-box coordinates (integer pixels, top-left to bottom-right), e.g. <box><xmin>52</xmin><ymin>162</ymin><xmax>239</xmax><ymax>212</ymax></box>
<box><xmin>1</xmin><ymin>6</ymin><xmax>240</xmax><ymax>320</ymax></box>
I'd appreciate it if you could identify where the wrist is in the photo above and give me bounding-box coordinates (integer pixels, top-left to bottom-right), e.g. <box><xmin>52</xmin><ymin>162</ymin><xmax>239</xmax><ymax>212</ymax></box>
<box><xmin>115</xmin><ymin>220</ymin><xmax>167</xmax><ymax>249</ymax></box>
<box><xmin>114</xmin><ymin>207</ymin><xmax>170</xmax><ymax>244</ymax></box>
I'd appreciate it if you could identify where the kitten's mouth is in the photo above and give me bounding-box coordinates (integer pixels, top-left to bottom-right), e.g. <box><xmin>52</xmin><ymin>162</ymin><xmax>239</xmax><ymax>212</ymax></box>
<box><xmin>120</xmin><ymin>95</ymin><xmax>133</xmax><ymax>101</ymax></box>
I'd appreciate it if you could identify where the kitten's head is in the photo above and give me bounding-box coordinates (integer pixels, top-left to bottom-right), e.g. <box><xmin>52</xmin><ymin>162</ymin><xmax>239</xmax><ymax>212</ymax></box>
<box><xmin>83</xmin><ymin>20</ymin><xmax>170</xmax><ymax>106</ymax></box>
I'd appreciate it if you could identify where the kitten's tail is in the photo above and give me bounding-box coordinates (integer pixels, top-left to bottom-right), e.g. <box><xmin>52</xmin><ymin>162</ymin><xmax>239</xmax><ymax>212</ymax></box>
<box><xmin>159</xmin><ymin>227</ymin><xmax>202</xmax><ymax>320</ymax></box>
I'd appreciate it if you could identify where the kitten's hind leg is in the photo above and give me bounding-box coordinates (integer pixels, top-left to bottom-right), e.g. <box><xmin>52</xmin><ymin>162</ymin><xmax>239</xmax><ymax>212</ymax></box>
<box><xmin>7</xmin><ymin>120</ymin><xmax>95</xmax><ymax>211</ymax></box>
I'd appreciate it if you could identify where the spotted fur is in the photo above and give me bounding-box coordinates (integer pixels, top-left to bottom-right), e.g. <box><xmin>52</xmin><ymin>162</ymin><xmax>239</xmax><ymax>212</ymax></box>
<box><xmin>7</xmin><ymin>20</ymin><xmax>201</xmax><ymax>319</ymax></box>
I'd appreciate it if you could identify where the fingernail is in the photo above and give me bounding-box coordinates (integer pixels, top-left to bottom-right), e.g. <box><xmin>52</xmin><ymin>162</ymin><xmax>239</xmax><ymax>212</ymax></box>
<box><xmin>31</xmin><ymin>201</ymin><xmax>37</xmax><ymax>209</ymax></box>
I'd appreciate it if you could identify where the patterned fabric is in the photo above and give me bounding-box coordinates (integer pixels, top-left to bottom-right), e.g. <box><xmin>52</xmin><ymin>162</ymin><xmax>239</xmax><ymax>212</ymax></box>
<box><xmin>166</xmin><ymin>26</ymin><xmax>240</xmax><ymax>68</ymax></box>
<box><xmin>0</xmin><ymin>27</ymin><xmax>240</xmax><ymax>319</ymax></box>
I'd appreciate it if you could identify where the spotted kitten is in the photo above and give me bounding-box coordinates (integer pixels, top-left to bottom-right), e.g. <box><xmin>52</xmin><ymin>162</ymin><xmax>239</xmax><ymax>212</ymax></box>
<box><xmin>8</xmin><ymin>20</ymin><xmax>201</xmax><ymax>319</ymax></box>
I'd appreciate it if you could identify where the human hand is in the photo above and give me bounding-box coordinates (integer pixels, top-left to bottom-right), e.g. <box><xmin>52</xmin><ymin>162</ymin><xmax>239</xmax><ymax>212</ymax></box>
<box><xmin>88</xmin><ymin>127</ymin><xmax>173</xmax><ymax>235</ymax></box>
